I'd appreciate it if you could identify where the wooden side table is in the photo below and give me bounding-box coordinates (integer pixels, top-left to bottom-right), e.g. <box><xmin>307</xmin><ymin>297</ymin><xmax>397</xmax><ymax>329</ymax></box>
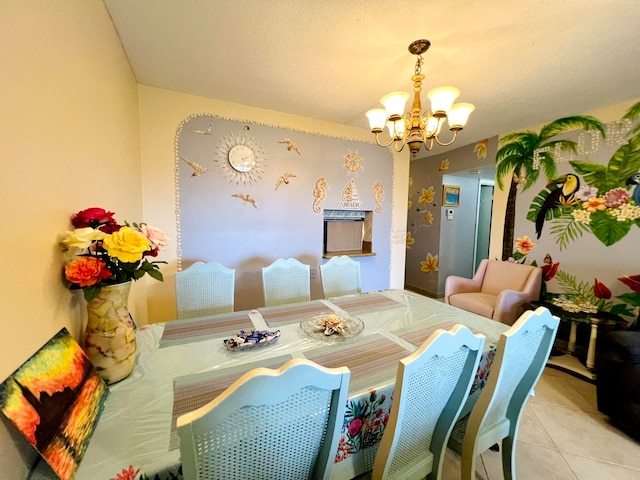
<box><xmin>529</xmin><ymin>300</ymin><xmax>626</xmax><ymax>382</ymax></box>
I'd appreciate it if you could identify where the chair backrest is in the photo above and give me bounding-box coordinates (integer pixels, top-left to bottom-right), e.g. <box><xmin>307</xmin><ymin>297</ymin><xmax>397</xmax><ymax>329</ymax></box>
<box><xmin>262</xmin><ymin>258</ymin><xmax>311</xmax><ymax>307</ymax></box>
<box><xmin>175</xmin><ymin>261</ymin><xmax>235</xmax><ymax>319</ymax></box>
<box><xmin>372</xmin><ymin>325</ymin><xmax>486</xmax><ymax>480</ymax></box>
<box><xmin>459</xmin><ymin>307</ymin><xmax>559</xmax><ymax>478</ymax></box>
<box><xmin>176</xmin><ymin>358</ymin><xmax>350</xmax><ymax>480</ymax></box>
<box><xmin>320</xmin><ymin>255</ymin><xmax>362</xmax><ymax>298</ymax></box>
<box><xmin>480</xmin><ymin>259</ymin><xmax>538</xmax><ymax>296</ymax></box>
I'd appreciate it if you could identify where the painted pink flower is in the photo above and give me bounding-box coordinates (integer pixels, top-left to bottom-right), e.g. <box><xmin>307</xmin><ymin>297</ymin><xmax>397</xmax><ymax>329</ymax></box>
<box><xmin>603</xmin><ymin>187</ymin><xmax>630</xmax><ymax>208</ymax></box>
<box><xmin>347</xmin><ymin>417</ymin><xmax>364</xmax><ymax>436</ymax></box>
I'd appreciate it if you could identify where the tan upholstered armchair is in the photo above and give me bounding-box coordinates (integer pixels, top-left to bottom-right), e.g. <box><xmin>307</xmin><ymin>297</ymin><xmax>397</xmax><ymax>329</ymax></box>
<box><xmin>445</xmin><ymin>259</ymin><xmax>543</xmax><ymax>326</ymax></box>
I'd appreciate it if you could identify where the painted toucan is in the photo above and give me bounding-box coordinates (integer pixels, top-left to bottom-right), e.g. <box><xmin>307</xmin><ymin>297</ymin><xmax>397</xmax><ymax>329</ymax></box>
<box><xmin>535</xmin><ymin>173</ymin><xmax>580</xmax><ymax>239</ymax></box>
<box><xmin>626</xmin><ymin>173</ymin><xmax>640</xmax><ymax>206</ymax></box>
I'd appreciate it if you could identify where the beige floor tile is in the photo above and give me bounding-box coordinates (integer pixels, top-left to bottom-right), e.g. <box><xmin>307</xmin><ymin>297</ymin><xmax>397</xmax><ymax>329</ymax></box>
<box><xmin>518</xmin><ymin>403</ymin><xmax>557</xmax><ymax>448</ymax></box>
<box><xmin>561</xmin><ymin>452</ymin><xmax>640</xmax><ymax>480</ymax></box>
<box><xmin>530</xmin><ymin>403</ymin><xmax>640</xmax><ymax>469</ymax></box>
<box><xmin>441</xmin><ymin>449</ymin><xmax>488</xmax><ymax>480</ymax></box>
<box><xmin>480</xmin><ymin>442</ymin><xmax>577</xmax><ymax>480</ymax></box>
<box><xmin>529</xmin><ymin>368</ymin><xmax>597</xmax><ymax>413</ymax></box>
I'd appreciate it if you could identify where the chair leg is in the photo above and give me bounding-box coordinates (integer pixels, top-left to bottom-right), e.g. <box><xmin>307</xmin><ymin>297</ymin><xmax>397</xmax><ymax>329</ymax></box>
<box><xmin>461</xmin><ymin>447</ymin><xmax>478</xmax><ymax>480</ymax></box>
<box><xmin>501</xmin><ymin>436</ymin><xmax>516</xmax><ymax>480</ymax></box>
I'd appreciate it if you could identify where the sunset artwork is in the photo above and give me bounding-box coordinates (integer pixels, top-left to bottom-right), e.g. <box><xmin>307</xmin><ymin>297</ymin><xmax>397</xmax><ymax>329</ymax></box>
<box><xmin>0</xmin><ymin>328</ymin><xmax>108</xmax><ymax>480</ymax></box>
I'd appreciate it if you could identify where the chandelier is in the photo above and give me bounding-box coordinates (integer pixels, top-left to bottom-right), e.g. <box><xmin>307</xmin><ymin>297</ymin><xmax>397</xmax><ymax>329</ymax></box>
<box><xmin>366</xmin><ymin>39</ymin><xmax>474</xmax><ymax>156</ymax></box>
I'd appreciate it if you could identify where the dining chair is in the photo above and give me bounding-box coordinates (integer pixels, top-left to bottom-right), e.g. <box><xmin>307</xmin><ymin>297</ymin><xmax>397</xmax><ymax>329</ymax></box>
<box><xmin>176</xmin><ymin>358</ymin><xmax>350</xmax><ymax>480</ymax></box>
<box><xmin>371</xmin><ymin>324</ymin><xmax>486</xmax><ymax>480</ymax></box>
<box><xmin>262</xmin><ymin>258</ymin><xmax>311</xmax><ymax>307</ymax></box>
<box><xmin>320</xmin><ymin>255</ymin><xmax>362</xmax><ymax>298</ymax></box>
<box><xmin>448</xmin><ymin>306</ymin><xmax>559</xmax><ymax>480</ymax></box>
<box><xmin>175</xmin><ymin>261</ymin><xmax>235</xmax><ymax>319</ymax></box>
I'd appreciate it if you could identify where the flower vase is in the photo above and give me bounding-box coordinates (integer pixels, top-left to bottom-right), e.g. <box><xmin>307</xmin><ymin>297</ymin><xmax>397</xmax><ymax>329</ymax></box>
<box><xmin>83</xmin><ymin>281</ymin><xmax>136</xmax><ymax>385</ymax></box>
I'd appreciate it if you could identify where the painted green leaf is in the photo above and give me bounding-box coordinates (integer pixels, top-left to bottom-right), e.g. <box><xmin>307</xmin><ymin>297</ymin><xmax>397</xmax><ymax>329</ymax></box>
<box><xmin>618</xmin><ymin>292</ymin><xmax>640</xmax><ymax>307</ymax></box>
<box><xmin>570</xmin><ymin>161</ymin><xmax>608</xmax><ymax>190</ymax></box>
<box><xmin>549</xmin><ymin>215</ymin><xmax>589</xmax><ymax>251</ymax></box>
<box><xmin>589</xmin><ymin>210</ymin><xmax>631</xmax><ymax>246</ymax></box>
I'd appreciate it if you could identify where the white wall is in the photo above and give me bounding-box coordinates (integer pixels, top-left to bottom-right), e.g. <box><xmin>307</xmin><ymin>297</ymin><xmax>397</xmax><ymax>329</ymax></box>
<box><xmin>0</xmin><ymin>1</ymin><xmax>141</xmax><ymax>476</ymax></box>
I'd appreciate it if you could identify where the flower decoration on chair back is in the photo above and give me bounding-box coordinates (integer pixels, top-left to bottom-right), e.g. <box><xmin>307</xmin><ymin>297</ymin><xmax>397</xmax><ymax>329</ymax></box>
<box><xmin>59</xmin><ymin>207</ymin><xmax>168</xmax><ymax>301</ymax></box>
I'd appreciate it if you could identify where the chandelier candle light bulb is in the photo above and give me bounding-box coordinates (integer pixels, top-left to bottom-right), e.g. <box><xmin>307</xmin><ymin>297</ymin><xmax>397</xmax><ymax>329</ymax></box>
<box><xmin>366</xmin><ymin>39</ymin><xmax>474</xmax><ymax>156</ymax></box>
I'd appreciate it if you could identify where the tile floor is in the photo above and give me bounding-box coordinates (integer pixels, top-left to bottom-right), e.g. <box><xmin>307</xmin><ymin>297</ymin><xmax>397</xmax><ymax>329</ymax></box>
<box><xmin>436</xmin><ymin>367</ymin><xmax>640</xmax><ymax>479</ymax></box>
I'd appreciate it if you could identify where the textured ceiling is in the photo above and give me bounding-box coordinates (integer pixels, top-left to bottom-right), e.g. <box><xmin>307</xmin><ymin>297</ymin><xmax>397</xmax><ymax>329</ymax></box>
<box><xmin>104</xmin><ymin>0</ymin><xmax>640</xmax><ymax>157</ymax></box>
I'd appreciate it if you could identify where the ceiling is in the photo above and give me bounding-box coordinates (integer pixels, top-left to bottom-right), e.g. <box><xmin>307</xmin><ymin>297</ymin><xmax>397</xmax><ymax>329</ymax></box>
<box><xmin>104</xmin><ymin>0</ymin><xmax>640</xmax><ymax>157</ymax></box>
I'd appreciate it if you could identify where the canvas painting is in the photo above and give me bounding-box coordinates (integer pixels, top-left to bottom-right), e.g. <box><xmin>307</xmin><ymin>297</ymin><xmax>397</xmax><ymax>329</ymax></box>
<box><xmin>0</xmin><ymin>328</ymin><xmax>108</xmax><ymax>480</ymax></box>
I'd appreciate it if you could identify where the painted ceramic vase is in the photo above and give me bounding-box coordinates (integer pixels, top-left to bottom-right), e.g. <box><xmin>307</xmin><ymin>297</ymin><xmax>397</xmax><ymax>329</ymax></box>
<box><xmin>83</xmin><ymin>281</ymin><xmax>136</xmax><ymax>385</ymax></box>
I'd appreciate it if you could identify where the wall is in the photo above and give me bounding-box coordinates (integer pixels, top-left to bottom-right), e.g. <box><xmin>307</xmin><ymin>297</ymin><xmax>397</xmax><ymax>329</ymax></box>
<box><xmin>0</xmin><ymin>1</ymin><xmax>142</xmax><ymax>477</ymax></box>
<box><xmin>138</xmin><ymin>86</ymin><xmax>410</xmax><ymax>323</ymax></box>
<box><xmin>405</xmin><ymin>137</ymin><xmax>498</xmax><ymax>296</ymax></box>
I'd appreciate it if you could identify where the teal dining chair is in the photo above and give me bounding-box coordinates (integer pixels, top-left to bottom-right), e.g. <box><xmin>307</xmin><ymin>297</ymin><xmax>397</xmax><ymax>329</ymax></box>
<box><xmin>320</xmin><ymin>255</ymin><xmax>361</xmax><ymax>298</ymax></box>
<box><xmin>448</xmin><ymin>306</ymin><xmax>559</xmax><ymax>480</ymax></box>
<box><xmin>175</xmin><ymin>261</ymin><xmax>235</xmax><ymax>319</ymax></box>
<box><xmin>262</xmin><ymin>258</ymin><xmax>311</xmax><ymax>306</ymax></box>
<box><xmin>371</xmin><ymin>325</ymin><xmax>486</xmax><ymax>480</ymax></box>
<box><xmin>176</xmin><ymin>358</ymin><xmax>350</xmax><ymax>480</ymax></box>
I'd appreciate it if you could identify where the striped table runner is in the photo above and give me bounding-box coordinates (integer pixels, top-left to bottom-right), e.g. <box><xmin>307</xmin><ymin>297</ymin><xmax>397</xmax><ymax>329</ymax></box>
<box><xmin>258</xmin><ymin>300</ymin><xmax>331</xmax><ymax>327</ymax></box>
<box><xmin>160</xmin><ymin>311</ymin><xmax>255</xmax><ymax>347</ymax></box>
<box><xmin>394</xmin><ymin>321</ymin><xmax>458</xmax><ymax>347</ymax></box>
<box><xmin>169</xmin><ymin>354</ymin><xmax>293</xmax><ymax>450</ymax></box>
<box><xmin>329</xmin><ymin>292</ymin><xmax>401</xmax><ymax>314</ymax></box>
<box><xmin>304</xmin><ymin>334</ymin><xmax>411</xmax><ymax>394</ymax></box>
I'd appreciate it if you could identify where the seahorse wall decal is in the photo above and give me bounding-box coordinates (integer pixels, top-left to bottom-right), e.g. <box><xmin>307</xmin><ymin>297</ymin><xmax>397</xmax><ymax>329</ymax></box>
<box><xmin>373</xmin><ymin>180</ymin><xmax>384</xmax><ymax>213</ymax></box>
<box><xmin>312</xmin><ymin>177</ymin><xmax>327</xmax><ymax>213</ymax></box>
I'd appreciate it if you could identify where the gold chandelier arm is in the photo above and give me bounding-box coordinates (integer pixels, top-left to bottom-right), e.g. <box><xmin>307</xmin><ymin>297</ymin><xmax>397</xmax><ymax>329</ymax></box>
<box><xmin>433</xmin><ymin>128</ymin><xmax>459</xmax><ymax>147</ymax></box>
<box><xmin>373</xmin><ymin>131</ymin><xmax>403</xmax><ymax>149</ymax></box>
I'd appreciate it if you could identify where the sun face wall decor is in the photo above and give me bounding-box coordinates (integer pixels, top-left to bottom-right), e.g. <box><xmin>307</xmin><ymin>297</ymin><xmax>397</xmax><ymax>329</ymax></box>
<box><xmin>215</xmin><ymin>133</ymin><xmax>267</xmax><ymax>185</ymax></box>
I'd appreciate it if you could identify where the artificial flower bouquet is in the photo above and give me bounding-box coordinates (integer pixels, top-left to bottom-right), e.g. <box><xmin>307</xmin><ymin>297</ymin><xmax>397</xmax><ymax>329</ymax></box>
<box><xmin>59</xmin><ymin>207</ymin><xmax>168</xmax><ymax>301</ymax></box>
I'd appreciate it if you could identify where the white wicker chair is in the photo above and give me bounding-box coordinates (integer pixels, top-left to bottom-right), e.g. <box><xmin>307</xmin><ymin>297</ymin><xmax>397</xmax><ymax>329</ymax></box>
<box><xmin>320</xmin><ymin>255</ymin><xmax>361</xmax><ymax>298</ymax></box>
<box><xmin>262</xmin><ymin>258</ymin><xmax>311</xmax><ymax>307</ymax></box>
<box><xmin>372</xmin><ymin>325</ymin><xmax>486</xmax><ymax>480</ymax></box>
<box><xmin>175</xmin><ymin>261</ymin><xmax>235</xmax><ymax>319</ymax></box>
<box><xmin>176</xmin><ymin>358</ymin><xmax>350</xmax><ymax>480</ymax></box>
<box><xmin>449</xmin><ymin>306</ymin><xmax>559</xmax><ymax>480</ymax></box>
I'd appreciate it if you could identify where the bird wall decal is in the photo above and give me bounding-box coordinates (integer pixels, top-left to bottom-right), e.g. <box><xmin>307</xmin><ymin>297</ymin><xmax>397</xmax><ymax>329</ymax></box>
<box><xmin>275</xmin><ymin>172</ymin><xmax>297</xmax><ymax>190</ymax></box>
<box><xmin>535</xmin><ymin>173</ymin><xmax>580</xmax><ymax>238</ymax></box>
<box><xmin>626</xmin><ymin>173</ymin><xmax>640</xmax><ymax>206</ymax></box>
<box><xmin>231</xmin><ymin>193</ymin><xmax>257</xmax><ymax>208</ymax></box>
<box><xmin>278</xmin><ymin>139</ymin><xmax>301</xmax><ymax>155</ymax></box>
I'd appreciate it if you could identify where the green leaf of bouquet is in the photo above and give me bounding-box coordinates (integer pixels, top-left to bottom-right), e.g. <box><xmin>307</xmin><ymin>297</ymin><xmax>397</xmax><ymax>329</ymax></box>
<box><xmin>132</xmin><ymin>270</ymin><xmax>145</xmax><ymax>280</ymax></box>
<box><xmin>83</xmin><ymin>285</ymin><xmax>101</xmax><ymax>302</ymax></box>
<box><xmin>589</xmin><ymin>210</ymin><xmax>631</xmax><ymax>246</ymax></box>
<box><xmin>147</xmin><ymin>269</ymin><xmax>164</xmax><ymax>282</ymax></box>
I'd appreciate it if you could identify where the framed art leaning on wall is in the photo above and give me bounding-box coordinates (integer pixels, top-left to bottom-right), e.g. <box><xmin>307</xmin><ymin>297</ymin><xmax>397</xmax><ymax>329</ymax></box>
<box><xmin>442</xmin><ymin>185</ymin><xmax>460</xmax><ymax>206</ymax></box>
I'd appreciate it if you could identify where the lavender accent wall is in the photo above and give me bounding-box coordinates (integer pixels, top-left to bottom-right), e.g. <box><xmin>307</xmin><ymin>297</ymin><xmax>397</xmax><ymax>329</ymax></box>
<box><xmin>176</xmin><ymin>114</ymin><xmax>394</xmax><ymax>311</ymax></box>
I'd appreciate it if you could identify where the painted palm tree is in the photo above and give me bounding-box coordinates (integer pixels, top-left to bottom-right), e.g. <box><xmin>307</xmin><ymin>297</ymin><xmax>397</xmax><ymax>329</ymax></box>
<box><xmin>495</xmin><ymin>116</ymin><xmax>605</xmax><ymax>260</ymax></box>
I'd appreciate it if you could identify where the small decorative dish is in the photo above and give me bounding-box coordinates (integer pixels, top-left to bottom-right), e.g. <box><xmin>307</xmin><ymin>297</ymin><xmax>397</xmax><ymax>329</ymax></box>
<box><xmin>300</xmin><ymin>313</ymin><xmax>364</xmax><ymax>341</ymax></box>
<box><xmin>224</xmin><ymin>330</ymin><xmax>281</xmax><ymax>351</ymax></box>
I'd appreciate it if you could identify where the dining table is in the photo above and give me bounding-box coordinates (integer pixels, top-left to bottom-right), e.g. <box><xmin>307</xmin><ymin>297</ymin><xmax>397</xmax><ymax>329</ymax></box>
<box><xmin>32</xmin><ymin>289</ymin><xmax>509</xmax><ymax>480</ymax></box>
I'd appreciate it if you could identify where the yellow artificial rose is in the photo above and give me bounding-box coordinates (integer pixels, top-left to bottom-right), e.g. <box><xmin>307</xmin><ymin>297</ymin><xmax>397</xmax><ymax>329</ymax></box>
<box><xmin>103</xmin><ymin>226</ymin><xmax>150</xmax><ymax>263</ymax></box>
<box><xmin>59</xmin><ymin>227</ymin><xmax>104</xmax><ymax>251</ymax></box>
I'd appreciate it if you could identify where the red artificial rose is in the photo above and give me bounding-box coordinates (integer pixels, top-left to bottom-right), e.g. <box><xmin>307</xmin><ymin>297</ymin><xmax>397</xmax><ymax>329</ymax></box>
<box><xmin>619</xmin><ymin>275</ymin><xmax>640</xmax><ymax>294</ymax></box>
<box><xmin>541</xmin><ymin>262</ymin><xmax>559</xmax><ymax>281</ymax></box>
<box><xmin>593</xmin><ymin>278</ymin><xmax>612</xmax><ymax>299</ymax></box>
<box><xmin>71</xmin><ymin>207</ymin><xmax>117</xmax><ymax>229</ymax></box>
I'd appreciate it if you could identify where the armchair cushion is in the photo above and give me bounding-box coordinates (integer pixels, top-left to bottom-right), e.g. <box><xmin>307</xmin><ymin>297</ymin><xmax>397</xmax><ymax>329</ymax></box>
<box><xmin>445</xmin><ymin>259</ymin><xmax>542</xmax><ymax>326</ymax></box>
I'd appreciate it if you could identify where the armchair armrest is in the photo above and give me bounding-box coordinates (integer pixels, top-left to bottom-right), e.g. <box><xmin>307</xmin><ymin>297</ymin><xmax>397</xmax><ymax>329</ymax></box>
<box><xmin>444</xmin><ymin>260</ymin><xmax>488</xmax><ymax>304</ymax></box>
<box><xmin>493</xmin><ymin>269</ymin><xmax>542</xmax><ymax>325</ymax></box>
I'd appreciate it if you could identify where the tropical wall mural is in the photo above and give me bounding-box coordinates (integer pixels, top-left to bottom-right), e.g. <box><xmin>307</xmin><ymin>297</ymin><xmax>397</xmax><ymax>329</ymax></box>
<box><xmin>498</xmin><ymin>100</ymin><xmax>640</xmax><ymax>328</ymax></box>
